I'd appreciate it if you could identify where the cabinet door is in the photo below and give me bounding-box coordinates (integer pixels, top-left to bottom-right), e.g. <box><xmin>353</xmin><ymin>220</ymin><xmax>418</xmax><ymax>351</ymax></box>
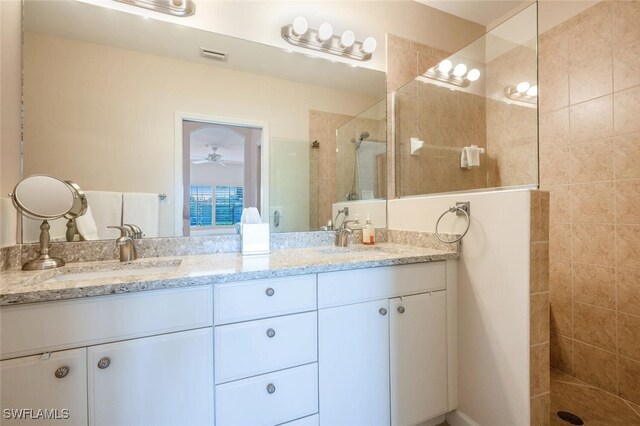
<box><xmin>0</xmin><ymin>348</ymin><xmax>87</xmax><ymax>426</ymax></box>
<box><xmin>390</xmin><ymin>291</ymin><xmax>448</xmax><ymax>426</ymax></box>
<box><xmin>318</xmin><ymin>299</ymin><xmax>390</xmax><ymax>426</ymax></box>
<box><xmin>88</xmin><ymin>328</ymin><xmax>213</xmax><ymax>426</ymax></box>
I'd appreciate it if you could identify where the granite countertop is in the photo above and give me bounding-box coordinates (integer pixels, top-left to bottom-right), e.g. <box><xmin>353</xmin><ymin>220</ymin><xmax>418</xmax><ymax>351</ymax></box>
<box><xmin>0</xmin><ymin>243</ymin><xmax>458</xmax><ymax>306</ymax></box>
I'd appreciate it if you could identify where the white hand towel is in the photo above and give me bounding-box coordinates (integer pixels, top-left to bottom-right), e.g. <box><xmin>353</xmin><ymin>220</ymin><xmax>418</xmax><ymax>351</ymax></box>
<box><xmin>123</xmin><ymin>192</ymin><xmax>159</xmax><ymax>238</ymax></box>
<box><xmin>75</xmin><ymin>205</ymin><xmax>99</xmax><ymax>241</ymax></box>
<box><xmin>84</xmin><ymin>191</ymin><xmax>123</xmax><ymax>239</ymax></box>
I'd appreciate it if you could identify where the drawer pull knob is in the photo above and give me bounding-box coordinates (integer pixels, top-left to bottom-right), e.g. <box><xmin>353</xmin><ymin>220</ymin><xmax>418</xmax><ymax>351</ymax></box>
<box><xmin>266</xmin><ymin>383</ymin><xmax>276</xmax><ymax>394</ymax></box>
<box><xmin>97</xmin><ymin>357</ymin><xmax>111</xmax><ymax>369</ymax></box>
<box><xmin>266</xmin><ymin>328</ymin><xmax>276</xmax><ymax>338</ymax></box>
<box><xmin>398</xmin><ymin>306</ymin><xmax>405</xmax><ymax>314</ymax></box>
<box><xmin>265</xmin><ymin>287</ymin><xmax>275</xmax><ymax>297</ymax></box>
<box><xmin>54</xmin><ymin>366</ymin><xmax>70</xmax><ymax>379</ymax></box>
<box><xmin>379</xmin><ymin>308</ymin><xmax>387</xmax><ymax>316</ymax></box>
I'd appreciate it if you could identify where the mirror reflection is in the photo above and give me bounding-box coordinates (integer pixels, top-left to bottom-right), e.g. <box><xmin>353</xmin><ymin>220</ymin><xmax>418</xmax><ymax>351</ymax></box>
<box><xmin>21</xmin><ymin>0</ymin><xmax>386</xmax><ymax>242</ymax></box>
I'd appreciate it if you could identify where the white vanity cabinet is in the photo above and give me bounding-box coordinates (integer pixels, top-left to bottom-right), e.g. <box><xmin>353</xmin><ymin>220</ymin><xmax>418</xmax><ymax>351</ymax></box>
<box><xmin>88</xmin><ymin>328</ymin><xmax>213</xmax><ymax>426</ymax></box>
<box><xmin>0</xmin><ymin>348</ymin><xmax>87</xmax><ymax>426</ymax></box>
<box><xmin>317</xmin><ymin>261</ymin><xmax>456</xmax><ymax>426</ymax></box>
<box><xmin>0</xmin><ymin>286</ymin><xmax>214</xmax><ymax>426</ymax></box>
<box><xmin>213</xmin><ymin>275</ymin><xmax>319</xmax><ymax>426</ymax></box>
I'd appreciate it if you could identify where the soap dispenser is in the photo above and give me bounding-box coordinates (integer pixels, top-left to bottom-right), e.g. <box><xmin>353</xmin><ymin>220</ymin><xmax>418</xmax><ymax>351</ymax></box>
<box><xmin>362</xmin><ymin>215</ymin><xmax>375</xmax><ymax>245</ymax></box>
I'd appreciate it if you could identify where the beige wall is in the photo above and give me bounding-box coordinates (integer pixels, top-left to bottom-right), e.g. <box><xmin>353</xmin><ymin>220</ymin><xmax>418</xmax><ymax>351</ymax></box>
<box><xmin>0</xmin><ymin>0</ymin><xmax>22</xmax><ymax>247</ymax></box>
<box><xmin>22</xmin><ymin>31</ymin><xmax>378</xmax><ymax>237</ymax></box>
<box><xmin>540</xmin><ymin>0</ymin><xmax>640</xmax><ymax>406</ymax></box>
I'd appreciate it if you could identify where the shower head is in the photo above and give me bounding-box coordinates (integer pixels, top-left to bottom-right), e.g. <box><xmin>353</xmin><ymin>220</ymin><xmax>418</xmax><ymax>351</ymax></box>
<box><xmin>352</xmin><ymin>131</ymin><xmax>370</xmax><ymax>150</ymax></box>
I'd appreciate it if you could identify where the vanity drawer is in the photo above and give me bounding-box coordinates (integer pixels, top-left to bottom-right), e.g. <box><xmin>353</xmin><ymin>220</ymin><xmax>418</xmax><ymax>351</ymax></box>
<box><xmin>214</xmin><ymin>275</ymin><xmax>316</xmax><ymax>325</ymax></box>
<box><xmin>215</xmin><ymin>363</ymin><xmax>318</xmax><ymax>426</ymax></box>
<box><xmin>0</xmin><ymin>286</ymin><xmax>213</xmax><ymax>360</ymax></box>
<box><xmin>215</xmin><ymin>311</ymin><xmax>317</xmax><ymax>384</ymax></box>
<box><xmin>318</xmin><ymin>262</ymin><xmax>446</xmax><ymax>308</ymax></box>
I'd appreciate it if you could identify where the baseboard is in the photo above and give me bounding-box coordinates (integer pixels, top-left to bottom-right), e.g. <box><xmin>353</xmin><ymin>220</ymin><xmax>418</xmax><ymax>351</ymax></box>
<box><xmin>446</xmin><ymin>410</ymin><xmax>480</xmax><ymax>426</ymax></box>
<box><xmin>416</xmin><ymin>415</ymin><xmax>446</xmax><ymax>426</ymax></box>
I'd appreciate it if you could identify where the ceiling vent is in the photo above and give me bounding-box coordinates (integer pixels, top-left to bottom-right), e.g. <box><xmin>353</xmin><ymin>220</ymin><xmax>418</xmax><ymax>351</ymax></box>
<box><xmin>200</xmin><ymin>48</ymin><xmax>228</xmax><ymax>61</ymax></box>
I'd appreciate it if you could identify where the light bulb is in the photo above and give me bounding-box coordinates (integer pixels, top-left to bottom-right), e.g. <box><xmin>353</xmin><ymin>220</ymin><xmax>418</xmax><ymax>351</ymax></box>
<box><xmin>292</xmin><ymin>16</ymin><xmax>308</xmax><ymax>36</ymax></box>
<box><xmin>341</xmin><ymin>30</ymin><xmax>356</xmax><ymax>48</ymax></box>
<box><xmin>453</xmin><ymin>63</ymin><xmax>468</xmax><ymax>77</ymax></box>
<box><xmin>526</xmin><ymin>85</ymin><xmax>538</xmax><ymax>97</ymax></box>
<box><xmin>437</xmin><ymin>59</ymin><xmax>453</xmax><ymax>74</ymax></box>
<box><xmin>466</xmin><ymin>68</ymin><xmax>481</xmax><ymax>81</ymax></box>
<box><xmin>516</xmin><ymin>81</ymin><xmax>531</xmax><ymax>93</ymax></box>
<box><xmin>362</xmin><ymin>37</ymin><xmax>377</xmax><ymax>54</ymax></box>
<box><xmin>317</xmin><ymin>23</ymin><xmax>333</xmax><ymax>41</ymax></box>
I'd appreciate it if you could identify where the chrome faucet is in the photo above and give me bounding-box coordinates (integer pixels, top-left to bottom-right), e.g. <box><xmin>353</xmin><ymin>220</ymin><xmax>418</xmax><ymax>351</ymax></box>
<box><xmin>335</xmin><ymin>220</ymin><xmax>356</xmax><ymax>247</ymax></box>
<box><xmin>107</xmin><ymin>226</ymin><xmax>138</xmax><ymax>262</ymax></box>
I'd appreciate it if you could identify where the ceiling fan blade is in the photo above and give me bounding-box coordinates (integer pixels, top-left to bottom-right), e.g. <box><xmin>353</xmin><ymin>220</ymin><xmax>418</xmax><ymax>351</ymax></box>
<box><xmin>192</xmin><ymin>160</ymin><xmax>209</xmax><ymax>164</ymax></box>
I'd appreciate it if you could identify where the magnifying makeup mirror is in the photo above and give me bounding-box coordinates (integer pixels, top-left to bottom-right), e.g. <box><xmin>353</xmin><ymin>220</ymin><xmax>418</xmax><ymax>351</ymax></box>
<box><xmin>10</xmin><ymin>175</ymin><xmax>86</xmax><ymax>270</ymax></box>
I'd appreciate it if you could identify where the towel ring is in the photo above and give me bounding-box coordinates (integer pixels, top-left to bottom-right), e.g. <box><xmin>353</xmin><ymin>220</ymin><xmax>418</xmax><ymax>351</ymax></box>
<box><xmin>435</xmin><ymin>204</ymin><xmax>470</xmax><ymax>244</ymax></box>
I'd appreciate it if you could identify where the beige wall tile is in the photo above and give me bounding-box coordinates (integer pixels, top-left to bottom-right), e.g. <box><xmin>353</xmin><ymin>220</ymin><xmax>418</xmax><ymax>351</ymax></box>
<box><xmin>614</xmin><ymin>38</ymin><xmax>640</xmax><ymax>92</ymax></box>
<box><xmin>567</xmin><ymin>1</ymin><xmax>612</xmax><ymax>67</ymax></box>
<box><xmin>570</xmin><ymin>138</ymin><xmax>614</xmax><ymax>183</ymax></box>
<box><xmin>387</xmin><ymin>47</ymin><xmax>417</xmax><ymax>93</ymax></box>
<box><xmin>539</xmin><ymin>72</ymin><xmax>569</xmax><ymax>114</ymax></box>
<box><xmin>616</xmin><ymin>179</ymin><xmax>640</xmax><ymax>224</ymax></box>
<box><xmin>619</xmin><ymin>313</ymin><xmax>640</xmax><ymax>362</ymax></box>
<box><xmin>541</xmin><ymin>146</ymin><xmax>571</xmax><ymax>185</ymax></box>
<box><xmin>572</xmin><ymin>223</ymin><xmax>615</xmax><ymax>266</ymax></box>
<box><xmin>570</xmin><ymin>96</ymin><xmax>613</xmax><ymax>144</ymax></box>
<box><xmin>573</xmin><ymin>340</ymin><xmax>617</xmax><ymax>394</ymax></box>
<box><xmin>614</xmin><ymin>85</ymin><xmax>640</xmax><ymax>136</ymax></box>
<box><xmin>531</xmin><ymin>243</ymin><xmax>550</xmax><ymax>294</ymax></box>
<box><xmin>550</xmin><ymin>223</ymin><xmax>572</xmax><ymax>262</ymax></box>
<box><xmin>614</xmin><ymin>133</ymin><xmax>640</xmax><ymax>179</ymax></box>
<box><xmin>574</xmin><ymin>302</ymin><xmax>616</xmax><ymax>350</ymax></box>
<box><xmin>531</xmin><ymin>343</ymin><xmax>551</xmax><ymax>396</ymax></box>
<box><xmin>551</xmin><ymin>332</ymin><xmax>573</xmax><ymax>374</ymax></box>
<box><xmin>613</xmin><ymin>0</ymin><xmax>640</xmax><ymax>47</ymax></box>
<box><xmin>531</xmin><ymin>292</ymin><xmax>550</xmax><ymax>345</ymax></box>
<box><xmin>550</xmin><ymin>261</ymin><xmax>572</xmax><ymax>301</ymax></box>
<box><xmin>530</xmin><ymin>392</ymin><xmax>550</xmax><ymax>426</ymax></box>
<box><xmin>571</xmin><ymin>182</ymin><xmax>615</xmax><ymax>223</ymax></box>
<box><xmin>544</xmin><ymin>185</ymin><xmax>571</xmax><ymax>223</ymax></box>
<box><xmin>618</xmin><ymin>268</ymin><xmax>640</xmax><ymax>317</ymax></box>
<box><xmin>573</xmin><ymin>263</ymin><xmax>616</xmax><ymax>310</ymax></box>
<box><xmin>618</xmin><ymin>356</ymin><xmax>640</xmax><ymax>405</ymax></box>
<box><xmin>570</xmin><ymin>53</ymin><xmax>613</xmax><ymax>105</ymax></box>
<box><xmin>616</xmin><ymin>225</ymin><xmax>640</xmax><ymax>270</ymax></box>
<box><xmin>540</xmin><ymin>108</ymin><xmax>570</xmax><ymax>148</ymax></box>
<box><xmin>551</xmin><ymin>298</ymin><xmax>573</xmax><ymax>338</ymax></box>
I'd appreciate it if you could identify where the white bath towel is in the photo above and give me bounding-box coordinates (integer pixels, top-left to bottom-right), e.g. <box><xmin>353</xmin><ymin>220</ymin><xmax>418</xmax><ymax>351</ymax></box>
<box><xmin>0</xmin><ymin>197</ymin><xmax>18</xmax><ymax>247</ymax></box>
<box><xmin>84</xmin><ymin>191</ymin><xmax>123</xmax><ymax>239</ymax></box>
<box><xmin>75</xmin><ymin>205</ymin><xmax>99</xmax><ymax>241</ymax></box>
<box><xmin>123</xmin><ymin>192</ymin><xmax>159</xmax><ymax>238</ymax></box>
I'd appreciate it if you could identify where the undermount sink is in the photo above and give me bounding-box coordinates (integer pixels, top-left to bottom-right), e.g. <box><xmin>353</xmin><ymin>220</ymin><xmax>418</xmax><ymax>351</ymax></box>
<box><xmin>44</xmin><ymin>260</ymin><xmax>181</xmax><ymax>283</ymax></box>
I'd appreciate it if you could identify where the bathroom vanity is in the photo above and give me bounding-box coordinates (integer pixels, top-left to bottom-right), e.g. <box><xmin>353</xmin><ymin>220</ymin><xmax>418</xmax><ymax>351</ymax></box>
<box><xmin>0</xmin><ymin>245</ymin><xmax>457</xmax><ymax>426</ymax></box>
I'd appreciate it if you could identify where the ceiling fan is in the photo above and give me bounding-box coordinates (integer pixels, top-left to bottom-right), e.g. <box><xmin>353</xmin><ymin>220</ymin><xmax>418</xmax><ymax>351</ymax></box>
<box><xmin>192</xmin><ymin>146</ymin><xmax>227</xmax><ymax>166</ymax></box>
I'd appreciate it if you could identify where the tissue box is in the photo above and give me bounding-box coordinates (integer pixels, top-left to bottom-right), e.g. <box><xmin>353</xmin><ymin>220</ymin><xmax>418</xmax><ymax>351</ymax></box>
<box><xmin>241</xmin><ymin>223</ymin><xmax>270</xmax><ymax>255</ymax></box>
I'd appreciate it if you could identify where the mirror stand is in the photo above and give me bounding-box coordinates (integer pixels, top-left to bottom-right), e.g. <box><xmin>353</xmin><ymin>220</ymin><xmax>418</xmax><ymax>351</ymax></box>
<box><xmin>22</xmin><ymin>220</ymin><xmax>65</xmax><ymax>271</ymax></box>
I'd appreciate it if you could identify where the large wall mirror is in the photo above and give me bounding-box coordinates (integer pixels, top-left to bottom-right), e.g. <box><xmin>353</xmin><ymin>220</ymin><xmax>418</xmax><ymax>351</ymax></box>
<box><xmin>20</xmin><ymin>0</ymin><xmax>387</xmax><ymax>242</ymax></box>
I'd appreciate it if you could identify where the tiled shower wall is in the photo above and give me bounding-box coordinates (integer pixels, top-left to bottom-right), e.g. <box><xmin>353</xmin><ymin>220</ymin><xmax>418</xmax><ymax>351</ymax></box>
<box><xmin>539</xmin><ymin>0</ymin><xmax>640</xmax><ymax>405</ymax></box>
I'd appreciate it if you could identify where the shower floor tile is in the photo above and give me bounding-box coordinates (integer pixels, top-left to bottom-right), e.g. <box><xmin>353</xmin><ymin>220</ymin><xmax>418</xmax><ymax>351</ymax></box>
<box><xmin>551</xmin><ymin>369</ymin><xmax>640</xmax><ymax>426</ymax></box>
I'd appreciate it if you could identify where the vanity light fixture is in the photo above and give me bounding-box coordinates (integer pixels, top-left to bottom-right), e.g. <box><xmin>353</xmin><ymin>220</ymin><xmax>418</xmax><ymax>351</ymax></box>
<box><xmin>504</xmin><ymin>81</ymin><xmax>537</xmax><ymax>104</ymax></box>
<box><xmin>112</xmin><ymin>0</ymin><xmax>195</xmax><ymax>17</ymax></box>
<box><xmin>281</xmin><ymin>17</ymin><xmax>377</xmax><ymax>61</ymax></box>
<box><xmin>420</xmin><ymin>59</ymin><xmax>481</xmax><ymax>88</ymax></box>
